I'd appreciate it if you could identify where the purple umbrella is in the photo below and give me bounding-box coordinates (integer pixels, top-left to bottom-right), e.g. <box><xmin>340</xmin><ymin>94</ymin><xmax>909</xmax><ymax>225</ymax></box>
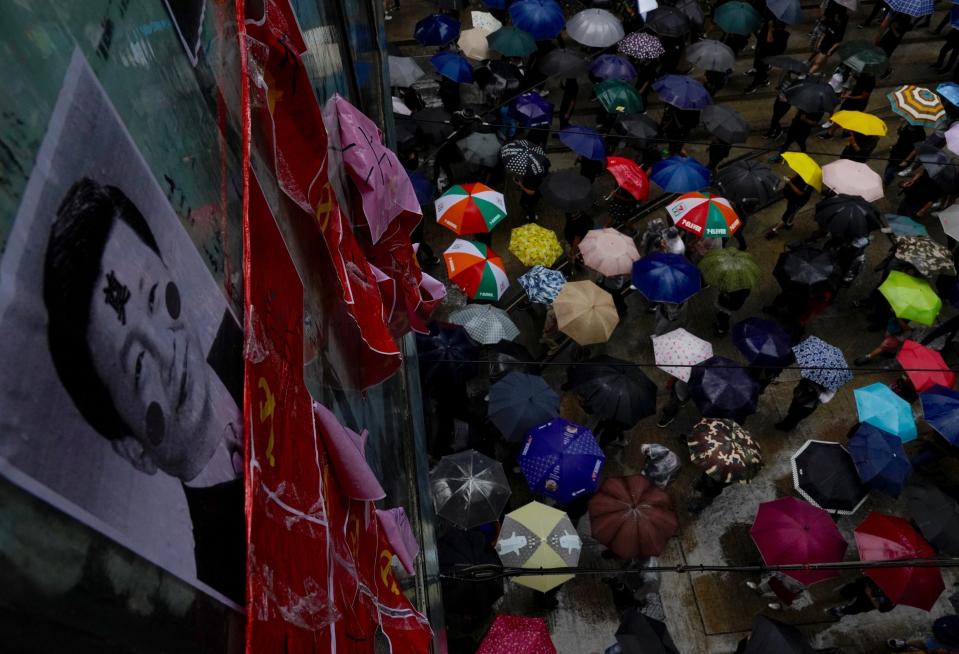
<box><xmin>689</xmin><ymin>355</ymin><xmax>760</xmax><ymax>423</ymax></box>
<box><xmin>518</xmin><ymin>418</ymin><xmax>606</xmax><ymax>504</ymax></box>
<box><xmin>510</xmin><ymin>92</ymin><xmax>554</xmax><ymax>126</ymax></box>
<box><xmin>509</xmin><ymin>0</ymin><xmax>566</xmax><ymax>40</ymax></box>
<box><xmin>559</xmin><ymin>125</ymin><xmax>606</xmax><ymax>160</ymax></box>
<box><xmin>589</xmin><ymin>54</ymin><xmax>638</xmax><ymax>82</ymax></box>
<box><xmin>653</xmin><ymin>74</ymin><xmax>713</xmax><ymax>110</ymax></box>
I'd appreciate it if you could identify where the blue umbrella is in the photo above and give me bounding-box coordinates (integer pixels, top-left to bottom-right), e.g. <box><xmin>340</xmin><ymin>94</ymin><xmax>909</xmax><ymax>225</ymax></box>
<box><xmin>792</xmin><ymin>336</ymin><xmax>852</xmax><ymax>392</ymax></box>
<box><xmin>887</xmin><ymin>0</ymin><xmax>934</xmax><ymax>16</ymax></box>
<box><xmin>510</xmin><ymin>92</ymin><xmax>554</xmax><ymax>127</ymax></box>
<box><xmin>509</xmin><ymin>0</ymin><xmax>566</xmax><ymax>40</ymax></box>
<box><xmin>518</xmin><ymin>265</ymin><xmax>567</xmax><ymax>303</ymax></box>
<box><xmin>767</xmin><ymin>0</ymin><xmax>804</xmax><ymax>23</ymax></box>
<box><xmin>430</xmin><ymin>51</ymin><xmax>474</xmax><ymax>83</ymax></box>
<box><xmin>885</xmin><ymin>214</ymin><xmax>929</xmax><ymax>237</ymax></box>
<box><xmin>482</xmin><ymin>0</ymin><xmax>506</xmax><ymax>8</ymax></box>
<box><xmin>416</xmin><ymin>322</ymin><xmax>479</xmax><ymax>389</ymax></box>
<box><xmin>920</xmin><ymin>384</ymin><xmax>959</xmax><ymax>445</ymax></box>
<box><xmin>631</xmin><ymin>252</ymin><xmax>702</xmax><ymax>303</ymax></box>
<box><xmin>937</xmin><ymin>82</ymin><xmax>959</xmax><ymax>107</ymax></box>
<box><xmin>589</xmin><ymin>54</ymin><xmax>638</xmax><ymax>82</ymax></box>
<box><xmin>652</xmin><ymin>74</ymin><xmax>713</xmax><ymax>110</ymax></box>
<box><xmin>732</xmin><ymin>318</ymin><xmax>794</xmax><ymax>367</ymax></box>
<box><xmin>688</xmin><ymin>355</ymin><xmax>760</xmax><ymax>423</ymax></box>
<box><xmin>408</xmin><ymin>171</ymin><xmax>436</xmax><ymax>206</ymax></box>
<box><xmin>414</xmin><ymin>14</ymin><xmax>460</xmax><ymax>46</ymax></box>
<box><xmin>489</xmin><ymin>372</ymin><xmax>561</xmax><ymax>442</ymax></box>
<box><xmin>854</xmin><ymin>383</ymin><xmax>918</xmax><ymax>442</ymax></box>
<box><xmin>848</xmin><ymin>423</ymin><xmax>912</xmax><ymax>497</ymax></box>
<box><xmin>559</xmin><ymin>125</ymin><xmax>606</xmax><ymax>160</ymax></box>
<box><xmin>518</xmin><ymin>417</ymin><xmax>606</xmax><ymax>504</ymax></box>
<box><xmin>650</xmin><ymin>156</ymin><xmax>711</xmax><ymax>192</ymax></box>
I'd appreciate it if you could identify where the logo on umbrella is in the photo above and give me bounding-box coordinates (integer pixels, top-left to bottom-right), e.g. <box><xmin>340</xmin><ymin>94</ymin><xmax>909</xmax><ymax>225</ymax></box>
<box><xmin>496</xmin><ymin>532</ymin><xmax>530</xmax><ymax>556</ymax></box>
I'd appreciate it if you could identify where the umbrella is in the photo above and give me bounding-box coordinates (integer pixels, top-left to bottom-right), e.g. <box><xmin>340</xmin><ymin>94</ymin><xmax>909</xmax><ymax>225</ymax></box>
<box><xmin>588</xmin><ymin>474</ymin><xmax>678</xmax><ymax>558</ymax></box>
<box><xmin>606</xmin><ymin>156</ymin><xmax>650</xmax><ymax>201</ymax></box>
<box><xmin>714</xmin><ymin>160</ymin><xmax>781</xmax><ymax>205</ymax></box>
<box><xmin>653</xmin><ymin>74</ymin><xmax>712</xmax><ymax>110</ymax></box>
<box><xmin>436</xmin><ymin>183</ymin><xmax>507</xmax><ymax>234</ymax></box>
<box><xmin>650</xmin><ymin>156</ymin><xmax>710</xmax><ymax>193</ymax></box>
<box><xmin>459</xmin><ymin>132</ymin><xmax>502</xmax><ymax>167</ymax></box>
<box><xmin>764</xmin><ymin>55</ymin><xmax>810</xmax><ymax>73</ymax></box>
<box><xmin>486</xmin><ymin>340</ymin><xmax>538</xmax><ymax>382</ymax></box>
<box><xmin>477</xmin><ymin>615</ymin><xmax>557</xmax><ymax>654</ymax></box>
<box><xmin>698</xmin><ymin>248</ymin><xmax>761</xmax><ymax>292</ymax></box>
<box><xmin>511</xmin><ymin>92</ymin><xmax>554</xmax><ymax>127</ymax></box>
<box><xmin>687</xmin><ymin>418</ymin><xmax>762</xmax><ymax>483</ymax></box>
<box><xmin>475</xmin><ymin>59</ymin><xmax>523</xmax><ymax>95</ymax></box>
<box><xmin>632</xmin><ymin>252</ymin><xmax>702</xmax><ymax>303</ymax></box>
<box><xmin>559</xmin><ymin>125</ymin><xmax>606</xmax><ymax>160</ymax></box>
<box><xmin>701</xmin><ymin>104</ymin><xmax>749</xmax><ymax>143</ymax></box>
<box><xmin>388</xmin><ymin>55</ymin><xmax>426</xmax><ymax>87</ymax></box>
<box><xmin>855</xmin><ymin>512</ymin><xmax>944</xmax><ymax>611</ymax></box>
<box><xmin>567</xmin><ymin>355</ymin><xmax>658</xmax><ymax>426</ymax></box>
<box><xmin>579</xmin><ymin>228</ymin><xmax>641</xmax><ymax>276</ymax></box>
<box><xmin>886</xmin><ymin>0</ymin><xmax>934</xmax><ymax>16</ymax></box>
<box><xmin>509</xmin><ymin>224</ymin><xmax>564</xmax><ymax>268</ymax></box>
<box><xmin>518</xmin><ymin>266</ymin><xmax>567</xmax><ymax>304</ymax></box>
<box><xmin>495</xmin><ymin>501</ymin><xmax>581</xmax><ymax>592</ymax></box>
<box><xmin>905</xmin><ymin>483</ymin><xmax>959</xmax><ymax>555</ymax></box>
<box><xmin>458</xmin><ymin>28</ymin><xmax>491</xmax><ymax>60</ymax></box>
<box><xmin>501</xmin><ymin>140</ymin><xmax>550</xmax><ymax>178</ymax></box>
<box><xmin>688</xmin><ymin>355</ymin><xmax>760</xmax><ymax>423</ymax></box>
<box><xmin>589</xmin><ymin>54</ymin><xmax>638</xmax><ymax>82</ymax></box>
<box><xmin>821</xmin><ymin>161</ymin><xmax>884</xmax><ymax>202</ymax></box>
<box><xmin>411</xmin><ymin>107</ymin><xmax>454</xmax><ymax>144</ymax></box>
<box><xmin>898</xmin><ymin>339</ymin><xmax>956</xmax><ymax>393</ymax></box>
<box><xmin>921</xmin><ymin>384</ymin><xmax>959</xmax><ymax>445</ymax></box>
<box><xmin>674</xmin><ymin>0</ymin><xmax>706</xmax><ymax>28</ymax></box>
<box><xmin>644</xmin><ymin>6</ymin><xmax>691</xmax><ymax>37</ymax></box>
<box><xmin>838</xmin><ymin>40</ymin><xmax>889</xmax><ymax>76</ymax></box>
<box><xmin>947</xmin><ymin>123</ymin><xmax>959</xmax><ymax>156</ymax></box>
<box><xmin>449</xmin><ymin>304</ymin><xmax>520</xmax><ymax>345</ymax></box>
<box><xmin>438</xmin><ymin>529</ymin><xmax>504</xmax><ymax>621</ymax></box>
<box><xmin>781</xmin><ymin>152</ymin><xmax>823</xmax><ymax>192</ymax></box>
<box><xmin>879</xmin><ymin>271</ymin><xmax>942</xmax><ymax>326</ymax></box>
<box><xmin>538</xmin><ymin>49</ymin><xmax>589</xmax><ymax>76</ymax></box>
<box><xmin>732</xmin><ymin>318</ymin><xmax>793</xmax><ymax>367</ymax></box>
<box><xmin>791</xmin><ymin>440</ymin><xmax>868</xmax><ymax>514</ymax></box>
<box><xmin>614</xmin><ymin>114</ymin><xmax>660</xmax><ymax>147</ymax></box>
<box><xmin>750</xmin><ymin>497</ymin><xmax>848</xmax><ymax>586</ymax></box>
<box><xmin>714</xmin><ymin>1</ymin><xmax>762</xmax><ymax>34</ymax></box>
<box><xmin>686</xmin><ymin>40</ymin><xmax>736</xmax><ymax>72</ymax></box>
<box><xmin>553</xmin><ymin>281</ymin><xmax>620</xmax><ymax>345</ymax></box>
<box><xmin>444</xmin><ymin>239</ymin><xmax>510</xmax><ymax>301</ymax></box>
<box><xmin>471</xmin><ymin>9</ymin><xmax>503</xmax><ymax>32</ymax></box>
<box><xmin>618</xmin><ymin>32</ymin><xmax>666</xmax><ymax>60</ymax></box>
<box><xmin>834</xmin><ymin>0</ymin><xmax>860</xmax><ymax>10</ymax></box>
<box><xmin>766</xmin><ymin>0</ymin><xmax>804</xmax><ymax>23</ymax></box>
<box><xmin>894</xmin><ymin>235</ymin><xmax>956</xmax><ymax>278</ymax></box>
<box><xmin>541</xmin><ymin>170</ymin><xmax>595</xmax><ymax>211</ymax></box>
<box><xmin>743</xmin><ymin>616</ymin><xmax>815</xmax><ymax>654</ymax></box>
<box><xmin>888</xmin><ymin>85</ymin><xmax>946</xmax><ymax>127</ymax></box>
<box><xmin>854</xmin><ymin>383</ymin><xmax>918</xmax><ymax>442</ymax></box>
<box><xmin>886</xmin><ymin>214</ymin><xmax>929</xmax><ymax>237</ymax></box>
<box><xmin>830</xmin><ymin>110</ymin><xmax>888</xmax><ymax>136</ymax></box>
<box><xmin>416</xmin><ymin>322</ymin><xmax>480</xmax><ymax>389</ymax></box>
<box><xmin>815</xmin><ymin>193</ymin><xmax>883</xmax><ymax>238</ymax></box>
<box><xmin>653</xmin><ymin>328</ymin><xmax>714</xmax><ymax>382</ymax></box>
<box><xmin>509</xmin><ymin>0</ymin><xmax>565</xmax><ymax>40</ymax></box>
<box><xmin>431</xmin><ymin>450</ymin><xmax>511</xmax><ymax>528</ymax></box>
<box><xmin>848</xmin><ymin>423</ymin><xmax>912</xmax><ymax>497</ymax></box>
<box><xmin>519</xmin><ymin>418</ymin><xmax>605</xmax><ymax>503</ymax></box>
<box><xmin>667</xmin><ymin>192</ymin><xmax>741</xmax><ymax>237</ymax></box>
<box><xmin>408</xmin><ymin>170</ymin><xmax>436</xmax><ymax>206</ymax></box>
<box><xmin>938</xmin><ymin>81</ymin><xmax>959</xmax><ymax>107</ymax></box>
<box><xmin>488</xmin><ymin>25</ymin><xmax>537</xmax><ymax>57</ymax></box>
<box><xmin>431</xmin><ymin>51</ymin><xmax>474</xmax><ymax>83</ymax></box>
<box><xmin>392</xmin><ymin>96</ymin><xmax>412</xmax><ymax>116</ymax></box>
<box><xmin>567</xmin><ymin>8</ymin><xmax>625</xmax><ymax>47</ymax></box>
<box><xmin>595</xmin><ymin>79</ymin><xmax>644</xmax><ymax>114</ymax></box>
<box><xmin>489</xmin><ymin>372</ymin><xmax>560</xmax><ymax>442</ymax></box>
<box><xmin>616</xmin><ymin>608</ymin><xmax>679</xmax><ymax>654</ymax></box>
<box><xmin>773</xmin><ymin>246</ymin><xmax>835</xmax><ymax>292</ymax></box>
<box><xmin>792</xmin><ymin>335</ymin><xmax>852</xmax><ymax>392</ymax></box>
<box><xmin>415</xmin><ymin>14</ymin><xmax>461</xmax><ymax>46</ymax></box>
<box><xmin>785</xmin><ymin>80</ymin><xmax>839</xmax><ymax>113</ymax></box>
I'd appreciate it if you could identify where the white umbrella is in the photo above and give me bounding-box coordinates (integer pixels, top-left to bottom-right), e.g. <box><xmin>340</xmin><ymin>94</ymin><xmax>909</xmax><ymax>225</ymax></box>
<box><xmin>449</xmin><ymin>304</ymin><xmax>519</xmax><ymax>345</ymax></box>
<box><xmin>471</xmin><ymin>10</ymin><xmax>503</xmax><ymax>32</ymax></box>
<box><xmin>388</xmin><ymin>55</ymin><xmax>426</xmax><ymax>87</ymax></box>
<box><xmin>652</xmin><ymin>328</ymin><xmax>713</xmax><ymax>382</ymax></box>
<box><xmin>939</xmin><ymin>204</ymin><xmax>959</xmax><ymax>240</ymax></box>
<box><xmin>821</xmin><ymin>159</ymin><xmax>884</xmax><ymax>202</ymax></box>
<box><xmin>566</xmin><ymin>9</ymin><xmax>625</xmax><ymax>48</ymax></box>
<box><xmin>578</xmin><ymin>228</ymin><xmax>641</xmax><ymax>276</ymax></box>
<box><xmin>392</xmin><ymin>96</ymin><xmax>412</xmax><ymax>116</ymax></box>
<box><xmin>946</xmin><ymin>123</ymin><xmax>959</xmax><ymax>156</ymax></box>
<box><xmin>458</xmin><ymin>27</ymin><xmax>491</xmax><ymax>61</ymax></box>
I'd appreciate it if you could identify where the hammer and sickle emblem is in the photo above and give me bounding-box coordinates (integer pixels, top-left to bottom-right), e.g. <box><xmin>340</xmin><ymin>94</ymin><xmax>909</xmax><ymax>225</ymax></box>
<box><xmin>379</xmin><ymin>550</ymin><xmax>400</xmax><ymax>595</ymax></box>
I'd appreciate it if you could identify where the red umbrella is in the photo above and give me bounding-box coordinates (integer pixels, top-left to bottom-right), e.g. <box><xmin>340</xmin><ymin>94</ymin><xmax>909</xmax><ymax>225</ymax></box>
<box><xmin>750</xmin><ymin>497</ymin><xmax>848</xmax><ymax>585</ymax></box>
<box><xmin>896</xmin><ymin>339</ymin><xmax>956</xmax><ymax>392</ymax></box>
<box><xmin>588</xmin><ymin>474</ymin><xmax>679</xmax><ymax>558</ymax></box>
<box><xmin>854</xmin><ymin>512</ymin><xmax>944</xmax><ymax>611</ymax></box>
<box><xmin>606</xmin><ymin>156</ymin><xmax>650</xmax><ymax>201</ymax></box>
<box><xmin>477</xmin><ymin>615</ymin><xmax>557</xmax><ymax>654</ymax></box>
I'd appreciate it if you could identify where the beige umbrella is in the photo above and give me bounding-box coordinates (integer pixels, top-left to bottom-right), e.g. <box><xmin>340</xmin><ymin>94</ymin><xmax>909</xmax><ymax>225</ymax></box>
<box><xmin>553</xmin><ymin>281</ymin><xmax>619</xmax><ymax>345</ymax></box>
<box><xmin>578</xmin><ymin>228</ymin><xmax>641</xmax><ymax>276</ymax></box>
<box><xmin>458</xmin><ymin>27</ymin><xmax>492</xmax><ymax>61</ymax></box>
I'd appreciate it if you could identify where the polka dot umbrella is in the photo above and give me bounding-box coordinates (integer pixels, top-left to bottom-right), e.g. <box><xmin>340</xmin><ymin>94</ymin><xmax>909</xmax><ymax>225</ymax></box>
<box><xmin>617</xmin><ymin>32</ymin><xmax>665</xmax><ymax>61</ymax></box>
<box><xmin>500</xmin><ymin>139</ymin><xmax>550</xmax><ymax>178</ymax></box>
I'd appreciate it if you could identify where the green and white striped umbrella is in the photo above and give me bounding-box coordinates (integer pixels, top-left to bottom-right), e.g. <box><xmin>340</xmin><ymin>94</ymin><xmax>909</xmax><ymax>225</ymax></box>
<box><xmin>449</xmin><ymin>304</ymin><xmax>520</xmax><ymax>344</ymax></box>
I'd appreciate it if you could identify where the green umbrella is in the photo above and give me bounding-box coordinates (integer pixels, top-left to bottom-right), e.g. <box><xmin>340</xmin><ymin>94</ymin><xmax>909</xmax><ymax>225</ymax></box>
<box><xmin>698</xmin><ymin>248</ymin><xmax>761</xmax><ymax>292</ymax></box>
<box><xmin>487</xmin><ymin>26</ymin><xmax>537</xmax><ymax>57</ymax></box>
<box><xmin>838</xmin><ymin>40</ymin><xmax>889</xmax><ymax>77</ymax></box>
<box><xmin>594</xmin><ymin>80</ymin><xmax>644</xmax><ymax>114</ymax></box>
<box><xmin>878</xmin><ymin>270</ymin><xmax>942</xmax><ymax>326</ymax></box>
<box><xmin>714</xmin><ymin>1</ymin><xmax>762</xmax><ymax>34</ymax></box>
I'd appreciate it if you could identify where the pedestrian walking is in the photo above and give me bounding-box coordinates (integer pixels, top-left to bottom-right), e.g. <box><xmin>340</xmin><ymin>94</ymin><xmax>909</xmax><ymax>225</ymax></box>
<box><xmin>517</xmin><ymin>174</ymin><xmax>543</xmax><ymax>223</ymax></box>
<box><xmin>884</xmin><ymin>122</ymin><xmax>926</xmax><ymax>185</ymax></box>
<box><xmin>775</xmin><ymin>377</ymin><xmax>832</xmax><ymax>431</ymax></box>
<box><xmin>876</xmin><ymin>11</ymin><xmax>913</xmax><ymax>78</ymax></box>
<box><xmin>714</xmin><ymin>288</ymin><xmax>751</xmax><ymax>335</ymax></box>
<box><xmin>825</xmin><ymin>576</ymin><xmax>895</xmax><ymax>618</ymax></box>
<box><xmin>809</xmin><ymin>12</ymin><xmax>842</xmax><ymax>74</ymax></box>
<box><xmin>747</xmin><ymin>20</ymin><xmax>790</xmax><ymax>93</ymax></box>
<box><xmin>766</xmin><ymin>174</ymin><xmax>814</xmax><ymax>238</ymax></box>
<box><xmin>771</xmin><ymin>110</ymin><xmax>823</xmax><ymax>161</ymax></box>
<box><xmin>897</xmin><ymin>168</ymin><xmax>941</xmax><ymax>219</ymax></box>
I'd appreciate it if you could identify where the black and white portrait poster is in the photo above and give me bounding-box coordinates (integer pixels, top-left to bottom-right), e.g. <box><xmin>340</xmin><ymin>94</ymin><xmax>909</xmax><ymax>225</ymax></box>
<box><xmin>162</xmin><ymin>0</ymin><xmax>206</xmax><ymax>66</ymax></box>
<box><xmin>0</xmin><ymin>49</ymin><xmax>244</xmax><ymax>605</ymax></box>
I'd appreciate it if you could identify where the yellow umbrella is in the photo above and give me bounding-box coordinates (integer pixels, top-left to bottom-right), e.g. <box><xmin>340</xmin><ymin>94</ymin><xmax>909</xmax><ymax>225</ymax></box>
<box><xmin>781</xmin><ymin>152</ymin><xmax>823</xmax><ymax>192</ymax></box>
<box><xmin>495</xmin><ymin>501</ymin><xmax>581</xmax><ymax>592</ymax></box>
<box><xmin>830</xmin><ymin>110</ymin><xmax>888</xmax><ymax>136</ymax></box>
<box><xmin>509</xmin><ymin>223</ymin><xmax>564</xmax><ymax>267</ymax></box>
<box><xmin>458</xmin><ymin>27</ymin><xmax>492</xmax><ymax>61</ymax></box>
<box><xmin>553</xmin><ymin>281</ymin><xmax>619</xmax><ymax>345</ymax></box>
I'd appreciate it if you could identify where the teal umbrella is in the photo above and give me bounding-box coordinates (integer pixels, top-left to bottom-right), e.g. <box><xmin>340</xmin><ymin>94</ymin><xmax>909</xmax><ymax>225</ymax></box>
<box><xmin>594</xmin><ymin>80</ymin><xmax>644</xmax><ymax>114</ymax></box>
<box><xmin>487</xmin><ymin>26</ymin><xmax>537</xmax><ymax>57</ymax></box>
<box><xmin>854</xmin><ymin>383</ymin><xmax>918</xmax><ymax>443</ymax></box>
<box><xmin>714</xmin><ymin>1</ymin><xmax>762</xmax><ymax>34</ymax></box>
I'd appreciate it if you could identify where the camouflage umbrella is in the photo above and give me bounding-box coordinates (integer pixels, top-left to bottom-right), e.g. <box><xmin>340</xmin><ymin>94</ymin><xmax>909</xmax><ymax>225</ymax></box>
<box><xmin>687</xmin><ymin>418</ymin><xmax>762</xmax><ymax>483</ymax></box>
<box><xmin>893</xmin><ymin>235</ymin><xmax>957</xmax><ymax>278</ymax></box>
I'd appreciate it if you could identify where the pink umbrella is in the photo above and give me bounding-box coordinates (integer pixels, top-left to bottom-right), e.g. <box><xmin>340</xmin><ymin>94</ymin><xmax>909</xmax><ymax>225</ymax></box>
<box><xmin>313</xmin><ymin>402</ymin><xmax>385</xmax><ymax>500</ymax></box>
<box><xmin>579</xmin><ymin>228</ymin><xmax>642</xmax><ymax>276</ymax></box>
<box><xmin>821</xmin><ymin>159</ymin><xmax>884</xmax><ymax>202</ymax></box>
<box><xmin>478</xmin><ymin>615</ymin><xmax>557</xmax><ymax>654</ymax></box>
<box><xmin>376</xmin><ymin>507</ymin><xmax>420</xmax><ymax>574</ymax></box>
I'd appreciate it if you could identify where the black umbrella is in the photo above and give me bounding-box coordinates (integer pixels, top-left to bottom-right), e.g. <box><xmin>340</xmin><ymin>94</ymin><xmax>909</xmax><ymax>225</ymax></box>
<box><xmin>764</xmin><ymin>55</ymin><xmax>809</xmax><ymax>73</ymax></box>
<box><xmin>474</xmin><ymin>59</ymin><xmax>523</xmax><ymax>96</ymax></box>
<box><xmin>773</xmin><ymin>246</ymin><xmax>836</xmax><ymax>291</ymax></box>
<box><xmin>416</xmin><ymin>321</ymin><xmax>480</xmax><ymax>389</ymax></box>
<box><xmin>541</xmin><ymin>170</ymin><xmax>595</xmax><ymax>211</ymax></box>
<box><xmin>411</xmin><ymin>107</ymin><xmax>454</xmax><ymax>144</ymax></box>
<box><xmin>785</xmin><ymin>80</ymin><xmax>838</xmax><ymax>113</ymax></box>
<box><xmin>567</xmin><ymin>355</ymin><xmax>658</xmax><ymax>426</ymax></box>
<box><xmin>904</xmin><ymin>483</ymin><xmax>959</xmax><ymax>555</ymax></box>
<box><xmin>791</xmin><ymin>440</ymin><xmax>869</xmax><ymax>514</ymax></box>
<box><xmin>500</xmin><ymin>139</ymin><xmax>551</xmax><ymax>178</ymax></box>
<box><xmin>815</xmin><ymin>194</ymin><xmax>882</xmax><ymax>240</ymax></box>
<box><xmin>538</xmin><ymin>48</ymin><xmax>590</xmax><ymax>77</ymax></box>
<box><xmin>616</xmin><ymin>607</ymin><xmax>680</xmax><ymax>654</ymax></box>
<box><xmin>714</xmin><ymin>160</ymin><xmax>781</xmax><ymax>205</ymax></box>
<box><xmin>614</xmin><ymin>114</ymin><xmax>660</xmax><ymax>148</ymax></box>
<box><xmin>702</xmin><ymin>104</ymin><xmax>750</xmax><ymax>144</ymax></box>
<box><xmin>644</xmin><ymin>6</ymin><xmax>691</xmax><ymax>37</ymax></box>
<box><xmin>743</xmin><ymin>615</ymin><xmax>814</xmax><ymax>654</ymax></box>
<box><xmin>917</xmin><ymin>144</ymin><xmax>959</xmax><ymax>189</ymax></box>
<box><xmin>688</xmin><ymin>355</ymin><xmax>760</xmax><ymax>423</ymax></box>
<box><xmin>485</xmin><ymin>340</ymin><xmax>539</xmax><ymax>382</ymax></box>
<box><xmin>394</xmin><ymin>115</ymin><xmax>419</xmax><ymax>148</ymax></box>
<box><xmin>438</xmin><ymin>529</ymin><xmax>504</xmax><ymax>627</ymax></box>
<box><xmin>671</xmin><ymin>0</ymin><xmax>706</xmax><ymax>28</ymax></box>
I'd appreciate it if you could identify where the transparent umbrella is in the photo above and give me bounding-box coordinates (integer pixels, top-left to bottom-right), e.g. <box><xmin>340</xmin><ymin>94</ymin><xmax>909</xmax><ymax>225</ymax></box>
<box><xmin>431</xmin><ymin>450</ymin><xmax>511</xmax><ymax>529</ymax></box>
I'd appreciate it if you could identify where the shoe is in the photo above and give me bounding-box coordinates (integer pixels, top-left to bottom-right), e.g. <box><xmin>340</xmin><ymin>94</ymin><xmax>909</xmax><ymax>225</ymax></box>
<box><xmin>825</xmin><ymin>607</ymin><xmax>844</xmax><ymax>618</ymax></box>
<box><xmin>821</xmin><ymin>121</ymin><xmax>833</xmax><ymax>129</ymax></box>
<box><xmin>854</xmin><ymin>355</ymin><xmax>872</xmax><ymax>366</ymax></box>
<box><xmin>898</xmin><ymin>167</ymin><xmax>914</xmax><ymax>177</ymax></box>
<box><xmin>768</xmin><ymin>602</ymin><xmax>783</xmax><ymax>611</ymax></box>
<box><xmin>774</xmin><ymin>421</ymin><xmax>792</xmax><ymax>432</ymax></box>
<box><xmin>745</xmin><ymin>86</ymin><xmax>759</xmax><ymax>95</ymax></box>
<box><xmin>887</xmin><ymin>639</ymin><xmax>907</xmax><ymax>651</ymax></box>
<box><xmin>745</xmin><ymin>67</ymin><xmax>757</xmax><ymax>75</ymax></box>
<box><xmin>765</xmin><ymin>228</ymin><xmax>780</xmax><ymax>239</ymax></box>
<box><xmin>817</xmin><ymin>131</ymin><xmax>832</xmax><ymax>139</ymax></box>
<box><xmin>657</xmin><ymin>411</ymin><xmax>677</xmax><ymax>428</ymax></box>
<box><xmin>745</xmin><ymin>581</ymin><xmax>759</xmax><ymax>591</ymax></box>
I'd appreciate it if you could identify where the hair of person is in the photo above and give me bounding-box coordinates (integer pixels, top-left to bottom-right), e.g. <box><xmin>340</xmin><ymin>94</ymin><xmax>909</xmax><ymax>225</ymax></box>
<box><xmin>43</xmin><ymin>177</ymin><xmax>161</xmax><ymax>440</ymax></box>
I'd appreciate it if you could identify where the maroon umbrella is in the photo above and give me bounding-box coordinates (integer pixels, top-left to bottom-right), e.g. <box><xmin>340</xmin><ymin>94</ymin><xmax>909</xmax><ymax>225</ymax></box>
<box><xmin>588</xmin><ymin>474</ymin><xmax>679</xmax><ymax>558</ymax></box>
<box><xmin>750</xmin><ymin>497</ymin><xmax>848</xmax><ymax>585</ymax></box>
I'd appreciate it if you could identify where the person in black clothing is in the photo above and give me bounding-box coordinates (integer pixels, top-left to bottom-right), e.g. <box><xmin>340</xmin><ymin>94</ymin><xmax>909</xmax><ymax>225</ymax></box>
<box><xmin>809</xmin><ymin>12</ymin><xmax>842</xmax><ymax>74</ymax></box>
<box><xmin>884</xmin><ymin>122</ymin><xmax>926</xmax><ymax>184</ymax></box>
<box><xmin>722</xmin><ymin>31</ymin><xmax>750</xmax><ymax>57</ymax></box>
<box><xmin>526</xmin><ymin>120</ymin><xmax>550</xmax><ymax>147</ymax></box>
<box><xmin>766</xmin><ymin>174</ymin><xmax>813</xmax><ymax>238</ymax></box>
<box><xmin>558</xmin><ymin>78</ymin><xmax>579</xmax><ymax>130</ymax></box>
<box><xmin>714</xmin><ymin>287</ymin><xmax>751</xmax><ymax>334</ymax></box>
<box><xmin>661</xmin><ymin>106</ymin><xmax>688</xmax><ymax>156</ymax></box>
<box><xmin>747</xmin><ymin>20</ymin><xmax>790</xmax><ymax>93</ymax></box>
<box><xmin>517</xmin><ymin>174</ymin><xmax>543</xmax><ymax>222</ymax></box>
<box><xmin>635</xmin><ymin>61</ymin><xmax>657</xmax><ymax>108</ymax></box>
<box><xmin>775</xmin><ymin>377</ymin><xmax>827</xmax><ymax>431</ymax></box>
<box><xmin>933</xmin><ymin>26</ymin><xmax>959</xmax><ymax>72</ymax></box>
<box><xmin>840</xmin><ymin>131</ymin><xmax>880</xmax><ymax>163</ymax></box>
<box><xmin>860</xmin><ymin>0</ymin><xmax>889</xmax><ymax>28</ymax></box>
<box><xmin>707</xmin><ymin>138</ymin><xmax>733</xmax><ymax>173</ymax></box>
<box><xmin>772</xmin><ymin>110</ymin><xmax>822</xmax><ymax>160</ymax></box>
<box><xmin>876</xmin><ymin>11</ymin><xmax>913</xmax><ymax>78</ymax></box>
<box><xmin>704</xmin><ymin>68</ymin><xmax>732</xmax><ymax>96</ymax></box>
<box><xmin>765</xmin><ymin>75</ymin><xmax>798</xmax><ymax>139</ymax></box>
<box><xmin>438</xmin><ymin>75</ymin><xmax>461</xmax><ymax>113</ymax></box>
<box><xmin>823</xmin><ymin>74</ymin><xmax>875</xmax><ymax>137</ymax></box>
<box><xmin>826</xmin><ymin>576</ymin><xmax>895</xmax><ymax>618</ymax></box>
<box><xmin>687</xmin><ymin>471</ymin><xmax>732</xmax><ymax>513</ymax></box>
<box><xmin>564</xmin><ymin>211</ymin><xmax>593</xmax><ymax>268</ymax></box>
<box><xmin>898</xmin><ymin>168</ymin><xmax>940</xmax><ymax>218</ymax></box>
<box><xmin>577</xmin><ymin>154</ymin><xmax>604</xmax><ymax>182</ymax></box>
